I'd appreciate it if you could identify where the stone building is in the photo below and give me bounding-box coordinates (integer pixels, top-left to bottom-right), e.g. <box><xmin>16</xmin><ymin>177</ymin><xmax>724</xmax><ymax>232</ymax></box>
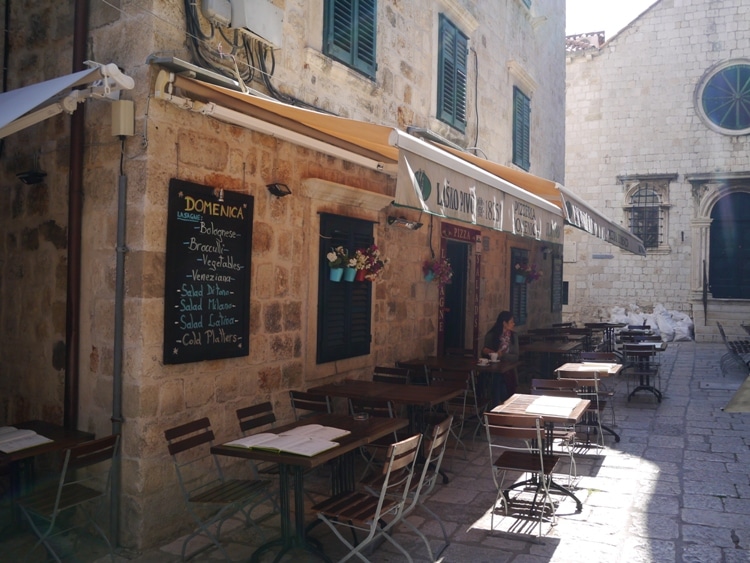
<box><xmin>0</xmin><ymin>0</ymin><xmax>625</xmax><ymax>551</ymax></box>
<box><xmin>564</xmin><ymin>0</ymin><xmax>750</xmax><ymax>340</ymax></box>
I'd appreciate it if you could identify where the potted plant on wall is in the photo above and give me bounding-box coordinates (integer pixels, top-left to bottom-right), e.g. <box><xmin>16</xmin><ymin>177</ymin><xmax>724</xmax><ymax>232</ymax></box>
<box><xmin>423</xmin><ymin>257</ymin><xmax>453</xmax><ymax>286</ymax></box>
<box><xmin>326</xmin><ymin>246</ymin><xmax>348</xmax><ymax>282</ymax></box>
<box><xmin>356</xmin><ymin>245</ymin><xmax>389</xmax><ymax>282</ymax></box>
<box><xmin>515</xmin><ymin>262</ymin><xmax>542</xmax><ymax>284</ymax></box>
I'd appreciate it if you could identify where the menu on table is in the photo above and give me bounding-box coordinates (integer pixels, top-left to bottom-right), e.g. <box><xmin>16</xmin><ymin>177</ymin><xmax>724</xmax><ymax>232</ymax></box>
<box><xmin>163</xmin><ymin>179</ymin><xmax>253</xmax><ymax>364</ymax></box>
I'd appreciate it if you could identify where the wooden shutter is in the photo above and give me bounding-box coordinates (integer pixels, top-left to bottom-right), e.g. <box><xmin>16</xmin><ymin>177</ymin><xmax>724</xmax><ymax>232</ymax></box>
<box><xmin>513</xmin><ymin>87</ymin><xmax>531</xmax><ymax>171</ymax></box>
<box><xmin>437</xmin><ymin>15</ymin><xmax>468</xmax><ymax>131</ymax></box>
<box><xmin>324</xmin><ymin>0</ymin><xmax>377</xmax><ymax>78</ymax></box>
<box><xmin>317</xmin><ymin>214</ymin><xmax>374</xmax><ymax>363</ymax></box>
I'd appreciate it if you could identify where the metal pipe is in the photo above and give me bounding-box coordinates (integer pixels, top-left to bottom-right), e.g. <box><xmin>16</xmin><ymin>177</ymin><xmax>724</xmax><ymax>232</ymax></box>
<box><xmin>64</xmin><ymin>0</ymin><xmax>88</xmax><ymax>430</ymax></box>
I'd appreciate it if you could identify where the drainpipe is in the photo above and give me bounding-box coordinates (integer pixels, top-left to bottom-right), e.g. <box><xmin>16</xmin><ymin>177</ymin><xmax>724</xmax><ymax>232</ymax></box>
<box><xmin>65</xmin><ymin>0</ymin><xmax>88</xmax><ymax>429</ymax></box>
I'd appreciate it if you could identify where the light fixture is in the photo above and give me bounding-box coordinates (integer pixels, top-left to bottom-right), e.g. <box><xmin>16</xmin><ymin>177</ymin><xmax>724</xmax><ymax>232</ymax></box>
<box><xmin>267</xmin><ymin>183</ymin><xmax>292</xmax><ymax>198</ymax></box>
<box><xmin>17</xmin><ymin>152</ymin><xmax>47</xmax><ymax>185</ymax></box>
<box><xmin>387</xmin><ymin>216</ymin><xmax>423</xmax><ymax>230</ymax></box>
<box><xmin>213</xmin><ymin>188</ymin><xmax>224</xmax><ymax>202</ymax></box>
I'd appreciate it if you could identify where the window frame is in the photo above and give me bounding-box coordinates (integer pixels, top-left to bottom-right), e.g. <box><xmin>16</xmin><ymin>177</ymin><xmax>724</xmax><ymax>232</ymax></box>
<box><xmin>323</xmin><ymin>0</ymin><xmax>378</xmax><ymax>79</ymax></box>
<box><xmin>317</xmin><ymin>213</ymin><xmax>374</xmax><ymax>364</ymax></box>
<box><xmin>623</xmin><ymin>181</ymin><xmax>671</xmax><ymax>253</ymax></box>
<box><xmin>437</xmin><ymin>14</ymin><xmax>468</xmax><ymax>132</ymax></box>
<box><xmin>512</xmin><ymin>86</ymin><xmax>531</xmax><ymax>171</ymax></box>
<box><xmin>696</xmin><ymin>59</ymin><xmax>750</xmax><ymax>135</ymax></box>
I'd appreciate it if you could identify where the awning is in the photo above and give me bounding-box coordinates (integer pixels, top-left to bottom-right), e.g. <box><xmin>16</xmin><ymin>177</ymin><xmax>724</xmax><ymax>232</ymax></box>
<box><xmin>0</xmin><ymin>63</ymin><xmax>135</xmax><ymax>139</ymax></box>
<box><xmin>437</xmin><ymin>145</ymin><xmax>646</xmax><ymax>256</ymax></box>
<box><xmin>723</xmin><ymin>375</ymin><xmax>750</xmax><ymax>413</ymax></box>
<box><xmin>153</xmin><ymin>67</ymin><xmax>637</xmax><ymax>249</ymax></box>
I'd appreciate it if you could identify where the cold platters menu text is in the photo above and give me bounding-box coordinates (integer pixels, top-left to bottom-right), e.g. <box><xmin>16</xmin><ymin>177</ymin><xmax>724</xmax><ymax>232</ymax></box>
<box><xmin>163</xmin><ymin>178</ymin><xmax>253</xmax><ymax>364</ymax></box>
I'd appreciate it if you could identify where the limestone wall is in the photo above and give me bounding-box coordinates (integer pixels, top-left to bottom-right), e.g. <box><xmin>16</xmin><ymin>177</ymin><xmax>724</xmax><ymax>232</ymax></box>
<box><xmin>564</xmin><ymin>0</ymin><xmax>750</xmax><ymax>325</ymax></box>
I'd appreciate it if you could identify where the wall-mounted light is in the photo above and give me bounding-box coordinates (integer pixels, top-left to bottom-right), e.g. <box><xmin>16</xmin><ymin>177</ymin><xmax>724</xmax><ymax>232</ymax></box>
<box><xmin>213</xmin><ymin>188</ymin><xmax>224</xmax><ymax>202</ymax></box>
<box><xmin>17</xmin><ymin>151</ymin><xmax>47</xmax><ymax>185</ymax></box>
<box><xmin>387</xmin><ymin>216</ymin><xmax>423</xmax><ymax>230</ymax></box>
<box><xmin>267</xmin><ymin>183</ymin><xmax>292</xmax><ymax>198</ymax></box>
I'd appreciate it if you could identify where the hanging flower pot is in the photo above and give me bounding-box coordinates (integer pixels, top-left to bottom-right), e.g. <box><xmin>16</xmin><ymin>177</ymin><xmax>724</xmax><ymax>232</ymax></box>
<box><xmin>329</xmin><ymin>267</ymin><xmax>344</xmax><ymax>282</ymax></box>
<box><xmin>343</xmin><ymin>267</ymin><xmax>357</xmax><ymax>282</ymax></box>
<box><xmin>515</xmin><ymin>274</ymin><xmax>526</xmax><ymax>284</ymax></box>
<box><xmin>355</xmin><ymin>268</ymin><xmax>367</xmax><ymax>282</ymax></box>
<box><xmin>424</xmin><ymin>271</ymin><xmax>435</xmax><ymax>282</ymax></box>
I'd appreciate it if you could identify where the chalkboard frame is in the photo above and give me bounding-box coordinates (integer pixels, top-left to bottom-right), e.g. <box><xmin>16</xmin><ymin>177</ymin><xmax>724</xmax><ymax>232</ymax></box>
<box><xmin>163</xmin><ymin>178</ymin><xmax>253</xmax><ymax>364</ymax></box>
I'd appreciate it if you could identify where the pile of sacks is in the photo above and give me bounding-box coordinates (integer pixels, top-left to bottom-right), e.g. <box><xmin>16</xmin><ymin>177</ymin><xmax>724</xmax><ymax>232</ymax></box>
<box><xmin>610</xmin><ymin>304</ymin><xmax>694</xmax><ymax>342</ymax></box>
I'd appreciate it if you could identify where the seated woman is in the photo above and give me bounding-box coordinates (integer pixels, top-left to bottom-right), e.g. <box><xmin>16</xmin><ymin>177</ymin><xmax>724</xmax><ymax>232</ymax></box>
<box><xmin>481</xmin><ymin>311</ymin><xmax>520</xmax><ymax>405</ymax></box>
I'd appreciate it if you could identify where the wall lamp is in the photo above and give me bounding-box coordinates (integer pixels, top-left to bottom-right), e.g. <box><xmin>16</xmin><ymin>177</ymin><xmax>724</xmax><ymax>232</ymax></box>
<box><xmin>17</xmin><ymin>151</ymin><xmax>47</xmax><ymax>185</ymax></box>
<box><xmin>387</xmin><ymin>216</ymin><xmax>423</xmax><ymax>230</ymax></box>
<box><xmin>267</xmin><ymin>183</ymin><xmax>292</xmax><ymax>198</ymax></box>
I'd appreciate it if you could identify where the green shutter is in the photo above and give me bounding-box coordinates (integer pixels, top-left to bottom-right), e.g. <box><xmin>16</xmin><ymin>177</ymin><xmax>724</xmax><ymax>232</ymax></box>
<box><xmin>317</xmin><ymin>214</ymin><xmax>374</xmax><ymax>363</ymax></box>
<box><xmin>513</xmin><ymin>87</ymin><xmax>531</xmax><ymax>171</ymax></box>
<box><xmin>437</xmin><ymin>15</ymin><xmax>467</xmax><ymax>131</ymax></box>
<box><xmin>324</xmin><ymin>0</ymin><xmax>377</xmax><ymax>78</ymax></box>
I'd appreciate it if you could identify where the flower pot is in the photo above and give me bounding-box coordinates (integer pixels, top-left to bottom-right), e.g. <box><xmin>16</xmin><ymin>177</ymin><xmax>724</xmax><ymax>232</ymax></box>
<box><xmin>424</xmin><ymin>271</ymin><xmax>435</xmax><ymax>282</ymax></box>
<box><xmin>343</xmin><ymin>267</ymin><xmax>357</xmax><ymax>282</ymax></box>
<box><xmin>355</xmin><ymin>269</ymin><xmax>367</xmax><ymax>282</ymax></box>
<box><xmin>329</xmin><ymin>267</ymin><xmax>344</xmax><ymax>282</ymax></box>
<box><xmin>515</xmin><ymin>274</ymin><xmax>526</xmax><ymax>284</ymax></box>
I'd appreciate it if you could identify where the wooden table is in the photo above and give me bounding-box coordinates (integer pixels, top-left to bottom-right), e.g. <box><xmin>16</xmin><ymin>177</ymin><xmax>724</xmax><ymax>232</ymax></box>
<box><xmin>520</xmin><ymin>340</ymin><xmax>583</xmax><ymax>379</ymax></box>
<box><xmin>212</xmin><ymin>413</ymin><xmax>408</xmax><ymax>563</ymax></box>
<box><xmin>0</xmin><ymin>420</ymin><xmax>95</xmax><ymax>523</ymax></box>
<box><xmin>554</xmin><ymin>362</ymin><xmax>624</xmax><ymax>442</ymax></box>
<box><xmin>491</xmin><ymin>394</ymin><xmax>590</xmax><ymax>512</ymax></box>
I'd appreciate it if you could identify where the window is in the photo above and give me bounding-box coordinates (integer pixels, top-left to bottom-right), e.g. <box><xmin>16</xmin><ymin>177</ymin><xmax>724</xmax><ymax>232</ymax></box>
<box><xmin>512</xmin><ymin>87</ymin><xmax>531</xmax><ymax>171</ymax></box>
<box><xmin>697</xmin><ymin>60</ymin><xmax>750</xmax><ymax>135</ymax></box>
<box><xmin>317</xmin><ymin>214</ymin><xmax>374</xmax><ymax>363</ymax></box>
<box><xmin>628</xmin><ymin>188</ymin><xmax>660</xmax><ymax>248</ymax></box>
<box><xmin>510</xmin><ymin>248</ymin><xmax>528</xmax><ymax>326</ymax></box>
<box><xmin>621</xmin><ymin>177</ymin><xmax>672</xmax><ymax>252</ymax></box>
<box><xmin>437</xmin><ymin>15</ymin><xmax>468</xmax><ymax>131</ymax></box>
<box><xmin>323</xmin><ymin>0</ymin><xmax>377</xmax><ymax>78</ymax></box>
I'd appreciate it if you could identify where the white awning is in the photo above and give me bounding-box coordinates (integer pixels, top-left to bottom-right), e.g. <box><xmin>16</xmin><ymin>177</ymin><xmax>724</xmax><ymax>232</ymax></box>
<box><xmin>0</xmin><ymin>63</ymin><xmax>135</xmax><ymax>139</ymax></box>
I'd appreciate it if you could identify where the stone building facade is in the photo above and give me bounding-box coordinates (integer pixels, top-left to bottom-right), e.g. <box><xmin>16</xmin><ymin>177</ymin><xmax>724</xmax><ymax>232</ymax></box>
<box><xmin>564</xmin><ymin>0</ymin><xmax>750</xmax><ymax>340</ymax></box>
<box><xmin>0</xmin><ymin>0</ymin><xmax>568</xmax><ymax>550</ymax></box>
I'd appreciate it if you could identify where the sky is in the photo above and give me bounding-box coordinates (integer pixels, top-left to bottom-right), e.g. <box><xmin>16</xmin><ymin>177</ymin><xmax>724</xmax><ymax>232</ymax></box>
<box><xmin>566</xmin><ymin>0</ymin><xmax>658</xmax><ymax>39</ymax></box>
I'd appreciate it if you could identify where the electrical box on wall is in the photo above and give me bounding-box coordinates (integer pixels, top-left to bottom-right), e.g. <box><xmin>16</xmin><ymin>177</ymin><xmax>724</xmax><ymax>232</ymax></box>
<box><xmin>230</xmin><ymin>0</ymin><xmax>283</xmax><ymax>48</ymax></box>
<box><xmin>202</xmin><ymin>0</ymin><xmax>232</xmax><ymax>27</ymax></box>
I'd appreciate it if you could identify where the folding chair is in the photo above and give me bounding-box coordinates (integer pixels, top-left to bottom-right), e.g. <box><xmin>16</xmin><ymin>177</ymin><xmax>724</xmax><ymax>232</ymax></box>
<box><xmin>349</xmin><ymin>397</ymin><xmax>399</xmax><ymax>480</ymax></box>
<box><xmin>164</xmin><ymin>417</ymin><xmax>273</xmax><ymax>561</ymax></box>
<box><xmin>530</xmin><ymin>379</ymin><xmax>578</xmax><ymax>483</ymax></box>
<box><xmin>235</xmin><ymin>402</ymin><xmax>283</xmax><ymax>506</ymax></box>
<box><xmin>16</xmin><ymin>434</ymin><xmax>120</xmax><ymax>563</ymax></box>
<box><xmin>578</xmin><ymin>352</ymin><xmax>619</xmax><ymax>425</ymax></box>
<box><xmin>484</xmin><ymin>413</ymin><xmax>560</xmax><ymax>537</ymax></box>
<box><xmin>372</xmin><ymin>366</ymin><xmax>411</xmax><ymax>385</ymax></box>
<box><xmin>366</xmin><ymin>414</ymin><xmax>454</xmax><ymax>561</ymax></box>
<box><xmin>425</xmin><ymin>369</ymin><xmax>470</xmax><ymax>459</ymax></box>
<box><xmin>555</xmin><ymin>371</ymin><xmax>608</xmax><ymax>450</ymax></box>
<box><xmin>313</xmin><ymin>433</ymin><xmax>423</xmax><ymax>562</ymax></box>
<box><xmin>289</xmin><ymin>390</ymin><xmax>332</xmax><ymax>421</ymax></box>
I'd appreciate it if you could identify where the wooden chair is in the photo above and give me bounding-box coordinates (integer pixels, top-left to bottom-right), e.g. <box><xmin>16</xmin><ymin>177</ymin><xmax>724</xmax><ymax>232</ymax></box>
<box><xmin>348</xmin><ymin>397</ymin><xmax>399</xmax><ymax>479</ymax></box>
<box><xmin>484</xmin><ymin>413</ymin><xmax>560</xmax><ymax>537</ymax></box>
<box><xmin>16</xmin><ymin>434</ymin><xmax>120</xmax><ymax>563</ymax></box>
<box><xmin>372</xmin><ymin>365</ymin><xmax>411</xmax><ymax>385</ymax></box>
<box><xmin>555</xmin><ymin>371</ymin><xmax>608</xmax><ymax>450</ymax></box>
<box><xmin>578</xmin><ymin>352</ymin><xmax>619</xmax><ymax>424</ymax></box>
<box><xmin>425</xmin><ymin>369</ymin><xmax>470</xmax><ymax>459</ymax></box>
<box><xmin>289</xmin><ymin>390</ymin><xmax>331</xmax><ymax>421</ymax></box>
<box><xmin>529</xmin><ymin>379</ymin><xmax>578</xmax><ymax>483</ymax></box>
<box><xmin>164</xmin><ymin>418</ymin><xmax>273</xmax><ymax>561</ymax></box>
<box><xmin>313</xmin><ymin>433</ymin><xmax>423</xmax><ymax>562</ymax></box>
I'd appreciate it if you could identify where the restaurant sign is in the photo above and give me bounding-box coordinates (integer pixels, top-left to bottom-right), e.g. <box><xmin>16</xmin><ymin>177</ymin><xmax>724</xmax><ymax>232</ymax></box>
<box><xmin>395</xmin><ymin>150</ymin><xmax>561</xmax><ymax>243</ymax></box>
<box><xmin>558</xmin><ymin>186</ymin><xmax>646</xmax><ymax>256</ymax></box>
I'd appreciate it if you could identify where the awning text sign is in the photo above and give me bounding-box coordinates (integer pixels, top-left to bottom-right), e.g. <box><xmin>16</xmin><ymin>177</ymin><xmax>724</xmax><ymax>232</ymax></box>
<box><xmin>396</xmin><ymin>150</ymin><xmax>561</xmax><ymax>243</ymax></box>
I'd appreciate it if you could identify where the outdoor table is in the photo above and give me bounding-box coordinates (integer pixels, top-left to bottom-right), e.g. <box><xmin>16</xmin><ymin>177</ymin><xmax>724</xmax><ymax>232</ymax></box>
<box><xmin>520</xmin><ymin>340</ymin><xmax>583</xmax><ymax>379</ymax></box>
<box><xmin>621</xmin><ymin>342</ymin><xmax>668</xmax><ymax>402</ymax></box>
<box><xmin>491</xmin><ymin>393</ymin><xmax>590</xmax><ymax>512</ymax></box>
<box><xmin>0</xmin><ymin>420</ymin><xmax>95</xmax><ymax>523</ymax></box>
<box><xmin>554</xmin><ymin>362</ymin><xmax>624</xmax><ymax>442</ymax></box>
<box><xmin>211</xmin><ymin>413</ymin><xmax>408</xmax><ymax>563</ymax></box>
<box><xmin>584</xmin><ymin>322</ymin><xmax>627</xmax><ymax>352</ymax></box>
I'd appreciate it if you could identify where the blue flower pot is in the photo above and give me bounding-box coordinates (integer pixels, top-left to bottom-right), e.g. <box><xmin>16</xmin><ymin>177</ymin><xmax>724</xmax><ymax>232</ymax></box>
<box><xmin>343</xmin><ymin>267</ymin><xmax>357</xmax><ymax>282</ymax></box>
<box><xmin>329</xmin><ymin>267</ymin><xmax>344</xmax><ymax>282</ymax></box>
<box><xmin>424</xmin><ymin>271</ymin><xmax>435</xmax><ymax>282</ymax></box>
<box><xmin>515</xmin><ymin>274</ymin><xmax>526</xmax><ymax>284</ymax></box>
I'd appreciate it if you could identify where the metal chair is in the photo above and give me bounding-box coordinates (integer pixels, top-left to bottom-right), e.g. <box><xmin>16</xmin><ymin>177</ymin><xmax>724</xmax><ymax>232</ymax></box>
<box><xmin>349</xmin><ymin>397</ymin><xmax>399</xmax><ymax>480</ymax></box>
<box><xmin>289</xmin><ymin>390</ymin><xmax>332</xmax><ymax>420</ymax></box>
<box><xmin>16</xmin><ymin>434</ymin><xmax>120</xmax><ymax>563</ymax></box>
<box><xmin>313</xmin><ymin>433</ymin><xmax>423</xmax><ymax>562</ymax></box>
<box><xmin>372</xmin><ymin>365</ymin><xmax>411</xmax><ymax>384</ymax></box>
<box><xmin>484</xmin><ymin>412</ymin><xmax>560</xmax><ymax>537</ymax></box>
<box><xmin>530</xmin><ymin>379</ymin><xmax>578</xmax><ymax>483</ymax></box>
<box><xmin>164</xmin><ymin>417</ymin><xmax>273</xmax><ymax>561</ymax></box>
<box><xmin>555</xmin><ymin>371</ymin><xmax>608</xmax><ymax>450</ymax></box>
<box><xmin>426</xmin><ymin>369</ymin><xmax>471</xmax><ymax>459</ymax></box>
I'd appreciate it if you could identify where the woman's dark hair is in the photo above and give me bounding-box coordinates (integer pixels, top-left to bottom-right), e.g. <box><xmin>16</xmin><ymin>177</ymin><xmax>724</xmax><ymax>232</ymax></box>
<box><xmin>492</xmin><ymin>310</ymin><xmax>513</xmax><ymax>331</ymax></box>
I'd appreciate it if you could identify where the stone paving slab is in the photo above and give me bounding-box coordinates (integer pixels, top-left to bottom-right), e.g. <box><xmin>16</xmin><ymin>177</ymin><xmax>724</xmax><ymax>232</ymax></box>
<box><xmin>1</xmin><ymin>342</ymin><xmax>749</xmax><ymax>562</ymax></box>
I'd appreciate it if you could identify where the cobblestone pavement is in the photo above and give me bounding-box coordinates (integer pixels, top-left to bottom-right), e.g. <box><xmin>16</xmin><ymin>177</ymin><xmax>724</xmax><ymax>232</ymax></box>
<box><xmin>3</xmin><ymin>341</ymin><xmax>749</xmax><ymax>562</ymax></box>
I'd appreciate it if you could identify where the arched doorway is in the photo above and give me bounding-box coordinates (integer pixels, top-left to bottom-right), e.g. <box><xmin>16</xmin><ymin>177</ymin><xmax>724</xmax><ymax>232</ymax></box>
<box><xmin>709</xmin><ymin>192</ymin><xmax>750</xmax><ymax>298</ymax></box>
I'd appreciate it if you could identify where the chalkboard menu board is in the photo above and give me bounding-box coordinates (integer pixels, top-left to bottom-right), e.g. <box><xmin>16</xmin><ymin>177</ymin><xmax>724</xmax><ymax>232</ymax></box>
<box><xmin>163</xmin><ymin>179</ymin><xmax>253</xmax><ymax>364</ymax></box>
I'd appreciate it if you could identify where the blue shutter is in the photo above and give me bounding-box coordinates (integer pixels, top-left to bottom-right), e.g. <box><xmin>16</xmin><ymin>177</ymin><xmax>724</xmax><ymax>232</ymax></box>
<box><xmin>437</xmin><ymin>15</ymin><xmax>468</xmax><ymax>131</ymax></box>
<box><xmin>513</xmin><ymin>87</ymin><xmax>531</xmax><ymax>171</ymax></box>
<box><xmin>324</xmin><ymin>0</ymin><xmax>377</xmax><ymax>78</ymax></box>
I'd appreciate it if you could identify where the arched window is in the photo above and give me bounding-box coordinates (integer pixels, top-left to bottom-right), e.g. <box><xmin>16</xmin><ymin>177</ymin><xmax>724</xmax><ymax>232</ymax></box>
<box><xmin>627</xmin><ymin>187</ymin><xmax>661</xmax><ymax>249</ymax></box>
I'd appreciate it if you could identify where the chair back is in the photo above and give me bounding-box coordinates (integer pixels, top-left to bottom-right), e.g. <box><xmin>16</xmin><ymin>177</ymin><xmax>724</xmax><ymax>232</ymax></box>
<box><xmin>484</xmin><ymin>412</ymin><xmax>543</xmax><ymax>443</ymax></box>
<box><xmin>428</xmin><ymin>368</ymin><xmax>469</xmax><ymax>389</ymax></box>
<box><xmin>580</xmin><ymin>351</ymin><xmax>618</xmax><ymax>362</ymax></box>
<box><xmin>165</xmin><ymin>418</ymin><xmax>225</xmax><ymax>497</ymax></box>
<box><xmin>372</xmin><ymin>366</ymin><xmax>410</xmax><ymax>385</ymax></box>
<box><xmin>530</xmin><ymin>378</ymin><xmax>579</xmax><ymax>397</ymax></box>
<box><xmin>445</xmin><ymin>347</ymin><xmax>475</xmax><ymax>357</ymax></box>
<box><xmin>411</xmin><ymin>415</ymin><xmax>452</xmax><ymax>504</ymax></box>
<box><xmin>349</xmin><ymin>396</ymin><xmax>394</xmax><ymax>418</ymax></box>
<box><xmin>236</xmin><ymin>402</ymin><xmax>276</xmax><ymax>435</ymax></box>
<box><xmin>289</xmin><ymin>390</ymin><xmax>331</xmax><ymax>421</ymax></box>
